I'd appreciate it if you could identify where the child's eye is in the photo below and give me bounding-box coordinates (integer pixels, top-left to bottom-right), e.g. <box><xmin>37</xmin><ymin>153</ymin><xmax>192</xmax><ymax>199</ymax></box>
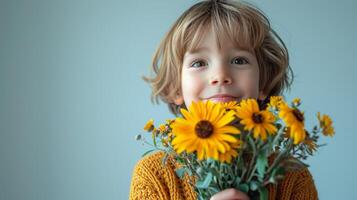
<box><xmin>231</xmin><ymin>57</ymin><xmax>249</xmax><ymax>65</ymax></box>
<box><xmin>190</xmin><ymin>60</ymin><xmax>207</xmax><ymax>68</ymax></box>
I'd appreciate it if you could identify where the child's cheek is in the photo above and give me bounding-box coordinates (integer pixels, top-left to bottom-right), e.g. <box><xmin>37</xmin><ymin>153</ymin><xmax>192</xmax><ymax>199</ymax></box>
<box><xmin>181</xmin><ymin>71</ymin><xmax>206</xmax><ymax>106</ymax></box>
<box><xmin>238</xmin><ymin>71</ymin><xmax>260</xmax><ymax>99</ymax></box>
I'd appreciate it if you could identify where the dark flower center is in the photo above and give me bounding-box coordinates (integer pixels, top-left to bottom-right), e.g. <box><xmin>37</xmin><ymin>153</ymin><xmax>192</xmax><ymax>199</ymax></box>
<box><xmin>252</xmin><ymin>113</ymin><xmax>264</xmax><ymax>124</ymax></box>
<box><xmin>292</xmin><ymin>109</ymin><xmax>304</xmax><ymax>122</ymax></box>
<box><xmin>195</xmin><ymin>120</ymin><xmax>214</xmax><ymax>138</ymax></box>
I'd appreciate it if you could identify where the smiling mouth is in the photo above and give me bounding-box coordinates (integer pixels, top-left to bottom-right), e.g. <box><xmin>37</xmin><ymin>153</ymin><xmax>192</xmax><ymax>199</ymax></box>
<box><xmin>205</xmin><ymin>95</ymin><xmax>240</xmax><ymax>103</ymax></box>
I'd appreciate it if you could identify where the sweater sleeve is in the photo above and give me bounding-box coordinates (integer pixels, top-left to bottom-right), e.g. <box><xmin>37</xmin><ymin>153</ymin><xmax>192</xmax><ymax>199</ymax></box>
<box><xmin>290</xmin><ymin>168</ymin><xmax>318</xmax><ymax>200</ymax></box>
<box><xmin>129</xmin><ymin>153</ymin><xmax>168</xmax><ymax>200</ymax></box>
<box><xmin>129</xmin><ymin>152</ymin><xmax>197</xmax><ymax>200</ymax></box>
<box><xmin>277</xmin><ymin>167</ymin><xmax>318</xmax><ymax>200</ymax></box>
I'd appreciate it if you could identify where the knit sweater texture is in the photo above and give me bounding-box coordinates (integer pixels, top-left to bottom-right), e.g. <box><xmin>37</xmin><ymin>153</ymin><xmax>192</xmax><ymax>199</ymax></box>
<box><xmin>129</xmin><ymin>151</ymin><xmax>318</xmax><ymax>200</ymax></box>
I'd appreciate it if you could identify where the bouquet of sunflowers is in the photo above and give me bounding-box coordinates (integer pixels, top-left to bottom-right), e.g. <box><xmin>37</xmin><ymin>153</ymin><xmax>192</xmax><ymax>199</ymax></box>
<box><xmin>136</xmin><ymin>96</ymin><xmax>334</xmax><ymax>200</ymax></box>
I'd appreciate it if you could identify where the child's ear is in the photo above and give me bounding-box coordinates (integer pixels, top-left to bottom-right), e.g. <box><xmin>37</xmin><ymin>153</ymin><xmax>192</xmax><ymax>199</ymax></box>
<box><xmin>173</xmin><ymin>95</ymin><xmax>184</xmax><ymax>105</ymax></box>
<box><xmin>172</xmin><ymin>91</ymin><xmax>184</xmax><ymax>105</ymax></box>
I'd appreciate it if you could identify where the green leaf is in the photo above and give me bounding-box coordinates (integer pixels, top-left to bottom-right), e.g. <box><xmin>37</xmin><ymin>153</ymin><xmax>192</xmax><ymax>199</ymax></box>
<box><xmin>257</xmin><ymin>152</ymin><xmax>268</xmax><ymax>179</ymax></box>
<box><xmin>211</xmin><ymin>167</ymin><xmax>220</xmax><ymax>180</ymax></box>
<box><xmin>175</xmin><ymin>167</ymin><xmax>186</xmax><ymax>179</ymax></box>
<box><xmin>207</xmin><ymin>158</ymin><xmax>217</xmax><ymax>166</ymax></box>
<box><xmin>197</xmin><ymin>194</ymin><xmax>205</xmax><ymax>200</ymax></box>
<box><xmin>268</xmin><ymin>176</ymin><xmax>276</xmax><ymax>184</ymax></box>
<box><xmin>238</xmin><ymin>183</ymin><xmax>249</xmax><ymax>193</ymax></box>
<box><xmin>141</xmin><ymin>149</ymin><xmax>156</xmax><ymax>157</ymax></box>
<box><xmin>250</xmin><ymin>181</ymin><xmax>259</xmax><ymax>191</ymax></box>
<box><xmin>196</xmin><ymin>167</ymin><xmax>203</xmax><ymax>176</ymax></box>
<box><xmin>268</xmin><ymin>166</ymin><xmax>285</xmax><ymax>184</ymax></box>
<box><xmin>196</xmin><ymin>172</ymin><xmax>213</xmax><ymax>189</ymax></box>
<box><xmin>176</xmin><ymin>157</ymin><xmax>185</xmax><ymax>164</ymax></box>
<box><xmin>258</xmin><ymin>187</ymin><xmax>268</xmax><ymax>200</ymax></box>
<box><xmin>187</xmin><ymin>168</ymin><xmax>193</xmax><ymax>176</ymax></box>
<box><xmin>208</xmin><ymin>186</ymin><xmax>220</xmax><ymax>194</ymax></box>
<box><xmin>234</xmin><ymin>176</ymin><xmax>241</xmax><ymax>186</ymax></box>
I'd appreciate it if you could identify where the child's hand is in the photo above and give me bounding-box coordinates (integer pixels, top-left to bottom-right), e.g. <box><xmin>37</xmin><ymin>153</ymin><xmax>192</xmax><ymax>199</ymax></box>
<box><xmin>210</xmin><ymin>188</ymin><xmax>250</xmax><ymax>200</ymax></box>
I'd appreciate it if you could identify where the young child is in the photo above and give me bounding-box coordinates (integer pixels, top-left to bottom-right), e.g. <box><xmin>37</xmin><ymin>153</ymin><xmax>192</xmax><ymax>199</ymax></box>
<box><xmin>130</xmin><ymin>0</ymin><xmax>318</xmax><ymax>199</ymax></box>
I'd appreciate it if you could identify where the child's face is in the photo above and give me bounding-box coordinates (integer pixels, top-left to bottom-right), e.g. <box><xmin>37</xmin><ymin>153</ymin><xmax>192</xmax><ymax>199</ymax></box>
<box><xmin>175</xmin><ymin>28</ymin><xmax>264</xmax><ymax>108</ymax></box>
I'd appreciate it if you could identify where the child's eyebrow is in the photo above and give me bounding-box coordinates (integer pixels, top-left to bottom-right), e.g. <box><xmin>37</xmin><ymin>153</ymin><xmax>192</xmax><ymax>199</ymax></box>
<box><xmin>185</xmin><ymin>47</ymin><xmax>254</xmax><ymax>57</ymax></box>
<box><xmin>234</xmin><ymin>49</ymin><xmax>255</xmax><ymax>56</ymax></box>
<box><xmin>185</xmin><ymin>47</ymin><xmax>210</xmax><ymax>56</ymax></box>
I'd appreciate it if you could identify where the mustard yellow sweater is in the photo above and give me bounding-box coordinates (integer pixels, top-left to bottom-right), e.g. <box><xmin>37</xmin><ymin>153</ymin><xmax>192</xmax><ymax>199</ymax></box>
<box><xmin>129</xmin><ymin>152</ymin><xmax>318</xmax><ymax>200</ymax></box>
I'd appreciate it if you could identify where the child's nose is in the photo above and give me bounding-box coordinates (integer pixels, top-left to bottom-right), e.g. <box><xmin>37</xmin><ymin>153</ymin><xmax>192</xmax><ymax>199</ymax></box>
<box><xmin>209</xmin><ymin>69</ymin><xmax>233</xmax><ymax>85</ymax></box>
<box><xmin>210</xmin><ymin>78</ymin><xmax>232</xmax><ymax>85</ymax></box>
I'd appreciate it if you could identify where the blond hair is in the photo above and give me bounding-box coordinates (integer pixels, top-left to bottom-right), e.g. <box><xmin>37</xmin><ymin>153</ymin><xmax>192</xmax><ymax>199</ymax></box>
<box><xmin>143</xmin><ymin>0</ymin><xmax>294</xmax><ymax>116</ymax></box>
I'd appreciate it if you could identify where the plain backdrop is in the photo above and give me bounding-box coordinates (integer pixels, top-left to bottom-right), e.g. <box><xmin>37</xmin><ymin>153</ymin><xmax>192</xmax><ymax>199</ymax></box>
<box><xmin>0</xmin><ymin>0</ymin><xmax>356</xmax><ymax>199</ymax></box>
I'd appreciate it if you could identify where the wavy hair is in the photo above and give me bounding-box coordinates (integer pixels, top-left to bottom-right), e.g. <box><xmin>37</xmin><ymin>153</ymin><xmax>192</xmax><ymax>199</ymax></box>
<box><xmin>143</xmin><ymin>0</ymin><xmax>294</xmax><ymax>116</ymax></box>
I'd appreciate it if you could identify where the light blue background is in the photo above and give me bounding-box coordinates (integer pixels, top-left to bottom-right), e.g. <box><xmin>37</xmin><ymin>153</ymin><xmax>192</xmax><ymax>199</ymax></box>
<box><xmin>0</xmin><ymin>0</ymin><xmax>356</xmax><ymax>199</ymax></box>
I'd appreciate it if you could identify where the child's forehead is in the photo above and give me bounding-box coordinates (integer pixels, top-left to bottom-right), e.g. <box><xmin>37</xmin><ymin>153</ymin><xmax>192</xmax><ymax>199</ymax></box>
<box><xmin>185</xmin><ymin>44</ymin><xmax>252</xmax><ymax>56</ymax></box>
<box><xmin>177</xmin><ymin>3</ymin><xmax>267</xmax><ymax>58</ymax></box>
<box><xmin>185</xmin><ymin>26</ymin><xmax>254</xmax><ymax>55</ymax></box>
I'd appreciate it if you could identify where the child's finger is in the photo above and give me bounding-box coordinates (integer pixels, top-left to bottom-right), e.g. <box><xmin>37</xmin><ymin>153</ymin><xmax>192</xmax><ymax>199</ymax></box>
<box><xmin>210</xmin><ymin>188</ymin><xmax>250</xmax><ymax>200</ymax></box>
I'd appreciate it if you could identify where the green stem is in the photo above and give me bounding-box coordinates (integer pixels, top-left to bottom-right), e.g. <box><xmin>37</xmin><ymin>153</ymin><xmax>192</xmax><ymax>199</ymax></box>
<box><xmin>265</xmin><ymin>139</ymin><xmax>293</xmax><ymax>176</ymax></box>
<box><xmin>243</xmin><ymin>135</ymin><xmax>257</xmax><ymax>182</ymax></box>
<box><xmin>247</xmin><ymin>162</ymin><xmax>258</xmax><ymax>182</ymax></box>
<box><xmin>186</xmin><ymin>156</ymin><xmax>202</xmax><ymax>179</ymax></box>
<box><xmin>217</xmin><ymin>163</ymin><xmax>223</xmax><ymax>190</ymax></box>
<box><xmin>272</xmin><ymin>127</ymin><xmax>285</xmax><ymax>147</ymax></box>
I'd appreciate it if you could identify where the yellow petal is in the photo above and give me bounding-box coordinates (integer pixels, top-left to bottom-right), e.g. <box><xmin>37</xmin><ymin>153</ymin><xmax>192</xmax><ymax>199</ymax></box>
<box><xmin>216</xmin><ymin>126</ymin><xmax>240</xmax><ymax>135</ymax></box>
<box><xmin>215</xmin><ymin>111</ymin><xmax>235</xmax><ymax>127</ymax></box>
<box><xmin>181</xmin><ymin>108</ymin><xmax>195</xmax><ymax>122</ymax></box>
<box><xmin>217</xmin><ymin>133</ymin><xmax>238</xmax><ymax>143</ymax></box>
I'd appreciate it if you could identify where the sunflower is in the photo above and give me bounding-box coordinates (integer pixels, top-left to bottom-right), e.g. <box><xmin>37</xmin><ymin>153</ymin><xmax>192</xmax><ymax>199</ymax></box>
<box><xmin>317</xmin><ymin>112</ymin><xmax>335</xmax><ymax>136</ymax></box>
<box><xmin>166</xmin><ymin>119</ymin><xmax>175</xmax><ymax>125</ymax></box>
<box><xmin>268</xmin><ymin>96</ymin><xmax>284</xmax><ymax>110</ymax></box>
<box><xmin>171</xmin><ymin>100</ymin><xmax>240</xmax><ymax>161</ymax></box>
<box><xmin>282</xmin><ymin>127</ymin><xmax>291</xmax><ymax>139</ymax></box>
<box><xmin>143</xmin><ymin>119</ymin><xmax>154</xmax><ymax>132</ymax></box>
<box><xmin>304</xmin><ymin>138</ymin><xmax>317</xmax><ymax>154</ymax></box>
<box><xmin>292</xmin><ymin>98</ymin><xmax>301</xmax><ymax>107</ymax></box>
<box><xmin>279</xmin><ymin>102</ymin><xmax>306</xmax><ymax>144</ymax></box>
<box><xmin>236</xmin><ymin>99</ymin><xmax>277</xmax><ymax>141</ymax></box>
<box><xmin>158</xmin><ymin>124</ymin><xmax>167</xmax><ymax>132</ymax></box>
<box><xmin>221</xmin><ymin>101</ymin><xmax>240</xmax><ymax>112</ymax></box>
<box><xmin>218</xmin><ymin>140</ymin><xmax>242</xmax><ymax>163</ymax></box>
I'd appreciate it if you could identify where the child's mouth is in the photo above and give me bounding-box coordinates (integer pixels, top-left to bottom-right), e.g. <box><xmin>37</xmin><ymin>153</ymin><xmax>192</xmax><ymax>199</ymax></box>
<box><xmin>208</xmin><ymin>97</ymin><xmax>238</xmax><ymax>103</ymax></box>
<box><xmin>205</xmin><ymin>94</ymin><xmax>240</xmax><ymax>103</ymax></box>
